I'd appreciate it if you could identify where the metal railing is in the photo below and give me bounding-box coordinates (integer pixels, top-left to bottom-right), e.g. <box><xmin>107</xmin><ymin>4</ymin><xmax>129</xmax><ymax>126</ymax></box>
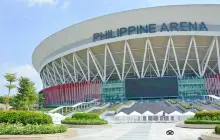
<box><xmin>48</xmin><ymin>99</ymin><xmax>99</xmax><ymax>116</ymax></box>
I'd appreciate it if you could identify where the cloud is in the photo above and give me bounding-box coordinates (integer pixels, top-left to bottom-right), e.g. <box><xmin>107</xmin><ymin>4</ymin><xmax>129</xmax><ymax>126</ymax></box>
<box><xmin>61</xmin><ymin>0</ymin><xmax>70</xmax><ymax>9</ymax></box>
<box><xmin>23</xmin><ymin>0</ymin><xmax>71</xmax><ymax>8</ymax></box>
<box><xmin>25</xmin><ymin>0</ymin><xmax>59</xmax><ymax>7</ymax></box>
<box><xmin>0</xmin><ymin>64</ymin><xmax>42</xmax><ymax>95</ymax></box>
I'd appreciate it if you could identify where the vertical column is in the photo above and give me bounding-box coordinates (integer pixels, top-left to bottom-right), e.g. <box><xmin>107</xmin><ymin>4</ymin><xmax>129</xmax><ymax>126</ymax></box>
<box><xmin>62</xmin><ymin>84</ymin><xmax>65</xmax><ymax>105</ymax></box>
<box><xmin>79</xmin><ymin>82</ymin><xmax>81</xmax><ymax>102</ymax></box>
<box><xmin>78</xmin><ymin>82</ymin><xmax>81</xmax><ymax>102</ymax></box>
<box><xmin>76</xmin><ymin>82</ymin><xmax>79</xmax><ymax>103</ymax></box>
<box><xmin>99</xmin><ymin>80</ymin><xmax>101</xmax><ymax>99</ymax></box>
<box><xmin>56</xmin><ymin>85</ymin><xmax>59</xmax><ymax>105</ymax></box>
<box><xmin>55</xmin><ymin>85</ymin><xmax>58</xmax><ymax>105</ymax></box>
<box><xmin>94</xmin><ymin>80</ymin><xmax>97</xmax><ymax>99</ymax></box>
<box><xmin>70</xmin><ymin>83</ymin><xmax>73</xmax><ymax>104</ymax></box>
<box><xmin>207</xmin><ymin>75</ymin><xmax>210</xmax><ymax>95</ymax></box>
<box><xmin>63</xmin><ymin>84</ymin><xmax>65</xmax><ymax>105</ymax></box>
<box><xmin>58</xmin><ymin>85</ymin><xmax>61</xmax><ymax>105</ymax></box>
<box><xmin>217</xmin><ymin>74</ymin><xmax>219</xmax><ymax>96</ymax></box>
<box><xmin>86</xmin><ymin>81</ymin><xmax>89</xmax><ymax>101</ymax></box>
<box><xmin>69</xmin><ymin>83</ymin><xmax>71</xmax><ymax>105</ymax></box>
<box><xmin>73</xmin><ymin>83</ymin><xmax>75</xmax><ymax>104</ymax></box>
<box><xmin>82</xmin><ymin>82</ymin><xmax>85</xmax><ymax>102</ymax></box>
<box><xmin>74</xmin><ymin>83</ymin><xmax>76</xmax><ymax>103</ymax></box>
<box><xmin>88</xmin><ymin>81</ymin><xmax>90</xmax><ymax>100</ymax></box>
<box><xmin>51</xmin><ymin>87</ymin><xmax>54</xmax><ymax>106</ymax></box>
<box><xmin>52</xmin><ymin>86</ymin><xmax>55</xmax><ymax>105</ymax></box>
<box><xmin>70</xmin><ymin>83</ymin><xmax>72</xmax><ymax>105</ymax></box>
<box><xmin>80</xmin><ymin>82</ymin><xmax>83</xmax><ymax>102</ymax></box>
<box><xmin>67</xmin><ymin>83</ymin><xmax>69</xmax><ymax>105</ymax></box>
<box><xmin>215</xmin><ymin>74</ymin><xmax>217</xmax><ymax>95</ymax></box>
<box><xmin>89</xmin><ymin>81</ymin><xmax>94</xmax><ymax>99</ymax></box>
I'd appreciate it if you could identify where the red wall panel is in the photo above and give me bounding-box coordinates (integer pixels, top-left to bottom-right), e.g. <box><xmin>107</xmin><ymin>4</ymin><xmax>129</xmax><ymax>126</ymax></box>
<box><xmin>205</xmin><ymin>74</ymin><xmax>220</xmax><ymax>96</ymax></box>
<box><xmin>43</xmin><ymin>80</ymin><xmax>101</xmax><ymax>106</ymax></box>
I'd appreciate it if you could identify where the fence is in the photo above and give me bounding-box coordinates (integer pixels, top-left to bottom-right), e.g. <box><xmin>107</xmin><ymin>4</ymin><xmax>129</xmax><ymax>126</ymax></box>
<box><xmin>102</xmin><ymin>114</ymin><xmax>194</xmax><ymax>123</ymax></box>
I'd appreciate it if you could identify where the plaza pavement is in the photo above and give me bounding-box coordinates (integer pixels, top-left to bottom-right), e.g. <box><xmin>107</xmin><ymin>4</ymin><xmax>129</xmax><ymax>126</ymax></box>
<box><xmin>66</xmin><ymin>123</ymin><xmax>213</xmax><ymax>140</ymax></box>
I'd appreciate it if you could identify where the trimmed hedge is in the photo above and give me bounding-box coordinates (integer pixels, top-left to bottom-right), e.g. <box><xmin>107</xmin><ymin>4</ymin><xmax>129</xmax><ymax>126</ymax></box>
<box><xmin>194</xmin><ymin>107</ymin><xmax>203</xmax><ymax>111</ymax></box>
<box><xmin>72</xmin><ymin>113</ymin><xmax>100</xmax><ymax>120</ymax></box>
<box><xmin>184</xmin><ymin>111</ymin><xmax>220</xmax><ymax>124</ymax></box>
<box><xmin>215</xmin><ymin>125</ymin><xmax>220</xmax><ymax>134</ymax></box>
<box><xmin>185</xmin><ymin>119</ymin><xmax>220</xmax><ymax>124</ymax></box>
<box><xmin>94</xmin><ymin>100</ymin><xmax>134</xmax><ymax>115</ymax></box>
<box><xmin>0</xmin><ymin>123</ymin><xmax>67</xmax><ymax>135</ymax></box>
<box><xmin>62</xmin><ymin>112</ymin><xmax>108</xmax><ymax>125</ymax></box>
<box><xmin>178</xmin><ymin>102</ymin><xmax>203</xmax><ymax>111</ymax></box>
<box><xmin>167</xmin><ymin>99</ymin><xmax>177</xmax><ymax>104</ymax></box>
<box><xmin>0</xmin><ymin>111</ymin><xmax>52</xmax><ymax>125</ymax></box>
<box><xmin>179</xmin><ymin>102</ymin><xmax>191</xmax><ymax>109</ymax></box>
<box><xmin>61</xmin><ymin>118</ymin><xmax>107</xmax><ymax>125</ymax></box>
<box><xmin>195</xmin><ymin>111</ymin><xmax>220</xmax><ymax>118</ymax></box>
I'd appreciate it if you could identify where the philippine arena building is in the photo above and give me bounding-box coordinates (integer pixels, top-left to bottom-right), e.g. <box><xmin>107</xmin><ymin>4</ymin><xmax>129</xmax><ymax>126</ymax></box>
<box><xmin>33</xmin><ymin>4</ymin><xmax>220</xmax><ymax>106</ymax></box>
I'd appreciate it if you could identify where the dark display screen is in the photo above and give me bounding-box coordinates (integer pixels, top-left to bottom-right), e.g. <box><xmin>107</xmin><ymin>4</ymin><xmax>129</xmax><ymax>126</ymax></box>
<box><xmin>125</xmin><ymin>77</ymin><xmax>178</xmax><ymax>98</ymax></box>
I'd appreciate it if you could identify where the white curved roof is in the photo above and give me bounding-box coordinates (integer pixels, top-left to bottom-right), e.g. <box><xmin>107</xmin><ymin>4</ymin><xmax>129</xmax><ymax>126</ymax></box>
<box><xmin>155</xmin><ymin>111</ymin><xmax>168</xmax><ymax>115</ymax></box>
<box><xmin>115</xmin><ymin>112</ymin><xmax>128</xmax><ymax>116</ymax></box>
<box><xmin>129</xmin><ymin>111</ymin><xmax>141</xmax><ymax>116</ymax></box>
<box><xmin>142</xmin><ymin>111</ymin><xmax>154</xmax><ymax>116</ymax></box>
<box><xmin>183</xmin><ymin>111</ymin><xmax>195</xmax><ymax>116</ymax></box>
<box><xmin>169</xmin><ymin>111</ymin><xmax>182</xmax><ymax>116</ymax></box>
<box><xmin>32</xmin><ymin>4</ymin><xmax>220</xmax><ymax>73</ymax></box>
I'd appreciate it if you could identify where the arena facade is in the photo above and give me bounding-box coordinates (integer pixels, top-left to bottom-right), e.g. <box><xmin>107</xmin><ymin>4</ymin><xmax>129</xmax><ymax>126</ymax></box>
<box><xmin>33</xmin><ymin>4</ymin><xmax>220</xmax><ymax>106</ymax></box>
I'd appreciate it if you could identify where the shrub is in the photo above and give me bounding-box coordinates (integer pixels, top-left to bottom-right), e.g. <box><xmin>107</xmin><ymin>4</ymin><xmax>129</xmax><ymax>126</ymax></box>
<box><xmin>62</xmin><ymin>112</ymin><xmax>108</xmax><ymax>125</ymax></box>
<box><xmin>0</xmin><ymin>123</ymin><xmax>67</xmax><ymax>135</ymax></box>
<box><xmin>195</xmin><ymin>111</ymin><xmax>220</xmax><ymax>118</ymax></box>
<box><xmin>61</xmin><ymin>118</ymin><xmax>108</xmax><ymax>125</ymax></box>
<box><xmin>185</xmin><ymin>119</ymin><xmax>220</xmax><ymax>124</ymax></box>
<box><xmin>184</xmin><ymin>111</ymin><xmax>220</xmax><ymax>124</ymax></box>
<box><xmin>93</xmin><ymin>101</ymin><xmax>134</xmax><ymax>115</ymax></box>
<box><xmin>194</xmin><ymin>107</ymin><xmax>203</xmax><ymax>111</ymax></box>
<box><xmin>215</xmin><ymin>125</ymin><xmax>220</xmax><ymax>134</ymax></box>
<box><xmin>72</xmin><ymin>113</ymin><xmax>100</xmax><ymax>120</ymax></box>
<box><xmin>0</xmin><ymin>111</ymin><xmax>52</xmax><ymax>125</ymax></box>
<box><xmin>179</xmin><ymin>102</ymin><xmax>191</xmax><ymax>109</ymax></box>
<box><xmin>168</xmin><ymin>99</ymin><xmax>177</xmax><ymax>104</ymax></box>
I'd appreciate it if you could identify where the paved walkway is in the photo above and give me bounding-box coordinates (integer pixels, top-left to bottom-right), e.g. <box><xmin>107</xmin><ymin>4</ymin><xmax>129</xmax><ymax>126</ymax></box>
<box><xmin>68</xmin><ymin>123</ymin><xmax>213</xmax><ymax>140</ymax></box>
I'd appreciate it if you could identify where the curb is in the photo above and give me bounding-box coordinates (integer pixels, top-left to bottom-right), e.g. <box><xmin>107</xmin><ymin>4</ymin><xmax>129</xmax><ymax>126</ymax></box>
<box><xmin>176</xmin><ymin>123</ymin><xmax>216</xmax><ymax>129</ymax></box>
<box><xmin>0</xmin><ymin>128</ymin><xmax>76</xmax><ymax>140</ymax></box>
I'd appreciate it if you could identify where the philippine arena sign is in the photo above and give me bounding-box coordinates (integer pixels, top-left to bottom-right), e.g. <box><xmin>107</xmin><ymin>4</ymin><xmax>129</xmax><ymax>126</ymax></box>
<box><xmin>93</xmin><ymin>22</ymin><xmax>208</xmax><ymax>42</ymax></box>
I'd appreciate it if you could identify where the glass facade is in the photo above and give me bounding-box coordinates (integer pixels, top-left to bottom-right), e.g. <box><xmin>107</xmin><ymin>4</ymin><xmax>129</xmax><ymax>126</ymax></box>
<box><xmin>178</xmin><ymin>77</ymin><xmax>207</xmax><ymax>98</ymax></box>
<box><xmin>101</xmin><ymin>80</ymin><xmax>125</xmax><ymax>102</ymax></box>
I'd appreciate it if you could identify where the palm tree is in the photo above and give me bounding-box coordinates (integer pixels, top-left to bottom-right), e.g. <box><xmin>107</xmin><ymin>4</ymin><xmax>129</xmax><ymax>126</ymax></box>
<box><xmin>4</xmin><ymin>73</ymin><xmax>17</xmax><ymax>110</ymax></box>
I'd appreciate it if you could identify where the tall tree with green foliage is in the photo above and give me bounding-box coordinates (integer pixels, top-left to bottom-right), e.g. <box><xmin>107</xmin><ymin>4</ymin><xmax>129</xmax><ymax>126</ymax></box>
<box><xmin>4</xmin><ymin>73</ymin><xmax>17</xmax><ymax>110</ymax></box>
<box><xmin>16</xmin><ymin>77</ymin><xmax>38</xmax><ymax>110</ymax></box>
<box><xmin>38</xmin><ymin>91</ymin><xmax>45</xmax><ymax>110</ymax></box>
<box><xmin>9</xmin><ymin>96</ymin><xmax>19</xmax><ymax>110</ymax></box>
<box><xmin>0</xmin><ymin>96</ymin><xmax>4</xmax><ymax>104</ymax></box>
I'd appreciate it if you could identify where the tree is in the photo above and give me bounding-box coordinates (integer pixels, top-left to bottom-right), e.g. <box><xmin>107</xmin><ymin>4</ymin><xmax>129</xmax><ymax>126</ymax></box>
<box><xmin>0</xmin><ymin>96</ymin><xmax>4</xmax><ymax>104</ymax></box>
<box><xmin>16</xmin><ymin>77</ymin><xmax>38</xmax><ymax>110</ymax></box>
<box><xmin>38</xmin><ymin>91</ymin><xmax>45</xmax><ymax>110</ymax></box>
<box><xmin>4</xmin><ymin>73</ymin><xmax>17</xmax><ymax>110</ymax></box>
<box><xmin>9</xmin><ymin>95</ymin><xmax>20</xmax><ymax>110</ymax></box>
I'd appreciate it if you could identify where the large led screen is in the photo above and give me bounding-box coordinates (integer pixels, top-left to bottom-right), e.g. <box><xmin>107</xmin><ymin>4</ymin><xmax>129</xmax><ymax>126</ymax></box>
<box><xmin>125</xmin><ymin>77</ymin><xmax>178</xmax><ymax>98</ymax></box>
